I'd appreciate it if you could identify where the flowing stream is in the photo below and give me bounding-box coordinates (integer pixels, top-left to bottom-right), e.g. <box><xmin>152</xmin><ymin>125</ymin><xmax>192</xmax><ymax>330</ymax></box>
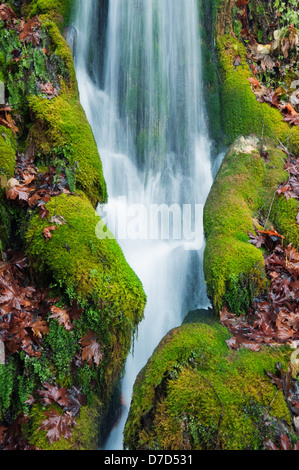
<box><xmin>71</xmin><ymin>0</ymin><xmax>214</xmax><ymax>450</ymax></box>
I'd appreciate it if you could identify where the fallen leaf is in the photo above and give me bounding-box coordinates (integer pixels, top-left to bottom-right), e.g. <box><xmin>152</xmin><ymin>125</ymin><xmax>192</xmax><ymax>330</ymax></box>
<box><xmin>43</xmin><ymin>226</ymin><xmax>57</xmax><ymax>241</ymax></box>
<box><xmin>80</xmin><ymin>330</ymin><xmax>103</xmax><ymax>366</ymax></box>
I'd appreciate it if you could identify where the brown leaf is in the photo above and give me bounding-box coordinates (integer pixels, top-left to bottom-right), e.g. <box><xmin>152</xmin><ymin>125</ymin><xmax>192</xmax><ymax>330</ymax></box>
<box><xmin>248</xmin><ymin>77</ymin><xmax>261</xmax><ymax>89</ymax></box>
<box><xmin>38</xmin><ymin>410</ymin><xmax>77</xmax><ymax>444</ymax></box>
<box><xmin>0</xmin><ymin>4</ymin><xmax>16</xmax><ymax>21</ymax></box>
<box><xmin>43</xmin><ymin>225</ymin><xmax>57</xmax><ymax>241</ymax></box>
<box><xmin>80</xmin><ymin>330</ymin><xmax>103</xmax><ymax>366</ymax></box>
<box><xmin>19</xmin><ymin>15</ymin><xmax>41</xmax><ymax>45</ymax></box>
<box><xmin>37</xmin><ymin>382</ymin><xmax>71</xmax><ymax>408</ymax></box>
<box><xmin>49</xmin><ymin>306</ymin><xmax>73</xmax><ymax>331</ymax></box>
<box><xmin>7</xmin><ymin>184</ymin><xmax>32</xmax><ymax>203</ymax></box>
<box><xmin>265</xmin><ymin>439</ymin><xmax>279</xmax><ymax>450</ymax></box>
<box><xmin>235</xmin><ymin>0</ymin><xmax>248</xmax><ymax>7</ymax></box>
<box><xmin>31</xmin><ymin>317</ymin><xmax>49</xmax><ymax>339</ymax></box>
<box><xmin>39</xmin><ymin>82</ymin><xmax>58</xmax><ymax>98</ymax></box>
<box><xmin>0</xmin><ymin>112</ymin><xmax>19</xmax><ymax>135</ymax></box>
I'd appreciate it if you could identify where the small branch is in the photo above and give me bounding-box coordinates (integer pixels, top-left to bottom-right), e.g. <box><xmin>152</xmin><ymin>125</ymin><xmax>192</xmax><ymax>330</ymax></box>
<box><xmin>264</xmin><ymin>191</ymin><xmax>277</xmax><ymax>229</ymax></box>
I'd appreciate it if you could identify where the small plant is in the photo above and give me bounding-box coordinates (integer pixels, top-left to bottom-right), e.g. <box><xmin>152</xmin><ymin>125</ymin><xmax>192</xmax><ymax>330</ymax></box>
<box><xmin>274</xmin><ymin>0</ymin><xmax>299</xmax><ymax>29</ymax></box>
<box><xmin>0</xmin><ymin>14</ymin><xmax>67</xmax><ymax>110</ymax></box>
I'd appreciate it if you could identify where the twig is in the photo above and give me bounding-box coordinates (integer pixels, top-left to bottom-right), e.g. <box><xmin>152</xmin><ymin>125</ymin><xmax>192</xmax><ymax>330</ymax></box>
<box><xmin>264</xmin><ymin>191</ymin><xmax>277</xmax><ymax>229</ymax></box>
<box><xmin>252</xmin><ymin>190</ymin><xmax>277</xmax><ymax>219</ymax></box>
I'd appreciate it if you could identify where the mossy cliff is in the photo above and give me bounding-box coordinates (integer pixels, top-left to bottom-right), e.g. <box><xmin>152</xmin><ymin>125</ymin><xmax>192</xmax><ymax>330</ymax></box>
<box><xmin>124</xmin><ymin>314</ymin><xmax>294</xmax><ymax>450</ymax></box>
<box><xmin>0</xmin><ymin>0</ymin><xmax>146</xmax><ymax>449</ymax></box>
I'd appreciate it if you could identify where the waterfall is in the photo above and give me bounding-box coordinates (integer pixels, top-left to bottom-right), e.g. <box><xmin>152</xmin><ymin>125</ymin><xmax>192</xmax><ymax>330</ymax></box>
<box><xmin>72</xmin><ymin>0</ymin><xmax>213</xmax><ymax>450</ymax></box>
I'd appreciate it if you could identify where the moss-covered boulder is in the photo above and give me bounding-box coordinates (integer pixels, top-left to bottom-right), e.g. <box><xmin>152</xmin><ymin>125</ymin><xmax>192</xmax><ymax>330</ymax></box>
<box><xmin>203</xmin><ymin>135</ymin><xmax>298</xmax><ymax>314</ymax></box>
<box><xmin>27</xmin><ymin>93</ymin><xmax>107</xmax><ymax>206</ymax></box>
<box><xmin>124</xmin><ymin>317</ymin><xmax>295</xmax><ymax>450</ymax></box>
<box><xmin>20</xmin><ymin>0</ymin><xmax>73</xmax><ymax>30</ymax></box>
<box><xmin>26</xmin><ymin>192</ymin><xmax>146</xmax><ymax>394</ymax></box>
<box><xmin>24</xmin><ymin>12</ymin><xmax>107</xmax><ymax>206</ymax></box>
<box><xmin>217</xmin><ymin>34</ymin><xmax>299</xmax><ymax>155</ymax></box>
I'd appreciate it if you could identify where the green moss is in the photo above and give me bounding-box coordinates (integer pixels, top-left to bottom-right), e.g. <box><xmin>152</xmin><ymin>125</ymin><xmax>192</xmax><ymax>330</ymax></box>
<box><xmin>204</xmin><ymin>135</ymin><xmax>298</xmax><ymax>313</ymax></box>
<box><xmin>14</xmin><ymin>2</ymin><xmax>106</xmax><ymax>206</ymax></box>
<box><xmin>274</xmin><ymin>195</ymin><xmax>299</xmax><ymax>249</ymax></box>
<box><xmin>124</xmin><ymin>319</ymin><xmax>293</xmax><ymax>450</ymax></box>
<box><xmin>27</xmin><ymin>394</ymin><xmax>102</xmax><ymax>450</ymax></box>
<box><xmin>0</xmin><ymin>125</ymin><xmax>17</xmax><ymax>179</ymax></box>
<box><xmin>21</xmin><ymin>0</ymin><xmax>73</xmax><ymax>29</ymax></box>
<box><xmin>0</xmin><ymin>196</ymin><xmax>11</xmax><ymax>251</ymax></box>
<box><xmin>27</xmin><ymin>94</ymin><xmax>107</xmax><ymax>205</ymax></box>
<box><xmin>19</xmin><ymin>8</ymin><xmax>107</xmax><ymax>206</ymax></box>
<box><xmin>26</xmin><ymin>192</ymin><xmax>146</xmax><ymax>390</ymax></box>
<box><xmin>199</xmin><ymin>0</ymin><xmax>222</xmax><ymax>146</ymax></box>
<box><xmin>0</xmin><ymin>126</ymin><xmax>17</xmax><ymax>250</ymax></box>
<box><xmin>204</xmin><ymin>138</ymin><xmax>291</xmax><ymax>313</ymax></box>
<box><xmin>40</xmin><ymin>18</ymin><xmax>77</xmax><ymax>93</ymax></box>
<box><xmin>217</xmin><ymin>35</ymin><xmax>299</xmax><ymax>154</ymax></box>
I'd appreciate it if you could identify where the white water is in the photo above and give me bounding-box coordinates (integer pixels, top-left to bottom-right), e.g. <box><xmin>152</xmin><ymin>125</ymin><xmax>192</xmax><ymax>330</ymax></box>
<box><xmin>72</xmin><ymin>0</ymin><xmax>213</xmax><ymax>450</ymax></box>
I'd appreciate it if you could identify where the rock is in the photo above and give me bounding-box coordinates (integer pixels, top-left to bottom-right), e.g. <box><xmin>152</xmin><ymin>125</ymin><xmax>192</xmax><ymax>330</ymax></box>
<box><xmin>290</xmin><ymin>80</ymin><xmax>299</xmax><ymax>90</ymax></box>
<box><xmin>229</xmin><ymin>135</ymin><xmax>260</xmax><ymax>155</ymax></box>
<box><xmin>124</xmin><ymin>318</ymin><xmax>293</xmax><ymax>450</ymax></box>
<box><xmin>203</xmin><ymin>135</ymin><xmax>295</xmax><ymax>314</ymax></box>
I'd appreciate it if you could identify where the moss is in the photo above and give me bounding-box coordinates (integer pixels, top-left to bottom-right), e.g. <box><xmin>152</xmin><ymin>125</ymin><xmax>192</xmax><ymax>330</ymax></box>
<box><xmin>0</xmin><ymin>195</ymin><xmax>11</xmax><ymax>251</ymax></box>
<box><xmin>26</xmin><ymin>192</ymin><xmax>146</xmax><ymax>392</ymax></box>
<box><xmin>17</xmin><ymin>2</ymin><xmax>107</xmax><ymax>206</ymax></box>
<box><xmin>204</xmin><ymin>134</ymin><xmax>299</xmax><ymax>313</ymax></box>
<box><xmin>40</xmin><ymin>18</ymin><xmax>78</xmax><ymax>93</ymax></box>
<box><xmin>204</xmin><ymin>137</ymin><xmax>291</xmax><ymax>313</ymax></box>
<box><xmin>27</xmin><ymin>395</ymin><xmax>102</xmax><ymax>450</ymax></box>
<box><xmin>0</xmin><ymin>126</ymin><xmax>17</xmax><ymax>250</ymax></box>
<box><xmin>20</xmin><ymin>8</ymin><xmax>107</xmax><ymax>206</ymax></box>
<box><xmin>0</xmin><ymin>125</ymin><xmax>17</xmax><ymax>179</ymax></box>
<box><xmin>274</xmin><ymin>195</ymin><xmax>299</xmax><ymax>250</ymax></box>
<box><xmin>0</xmin><ymin>0</ymin><xmax>139</xmax><ymax>450</ymax></box>
<box><xmin>217</xmin><ymin>35</ymin><xmax>299</xmax><ymax>154</ymax></box>
<box><xmin>199</xmin><ymin>0</ymin><xmax>223</xmax><ymax>146</ymax></box>
<box><xmin>21</xmin><ymin>0</ymin><xmax>73</xmax><ymax>29</ymax></box>
<box><xmin>124</xmin><ymin>319</ymin><xmax>293</xmax><ymax>450</ymax></box>
<box><xmin>27</xmin><ymin>93</ymin><xmax>107</xmax><ymax>205</ymax></box>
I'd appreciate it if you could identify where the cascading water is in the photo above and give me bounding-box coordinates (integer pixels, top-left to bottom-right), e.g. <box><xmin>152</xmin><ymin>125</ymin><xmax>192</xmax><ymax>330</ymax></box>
<box><xmin>71</xmin><ymin>0</ymin><xmax>214</xmax><ymax>450</ymax></box>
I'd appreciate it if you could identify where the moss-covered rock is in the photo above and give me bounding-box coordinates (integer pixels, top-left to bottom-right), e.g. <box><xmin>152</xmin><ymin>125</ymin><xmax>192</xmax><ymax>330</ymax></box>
<box><xmin>26</xmin><ymin>192</ymin><xmax>146</xmax><ymax>395</ymax></box>
<box><xmin>27</xmin><ymin>93</ymin><xmax>107</xmax><ymax>206</ymax></box>
<box><xmin>274</xmin><ymin>196</ymin><xmax>299</xmax><ymax>250</ymax></box>
<box><xmin>22</xmin><ymin>12</ymin><xmax>107</xmax><ymax>206</ymax></box>
<box><xmin>199</xmin><ymin>0</ymin><xmax>222</xmax><ymax>147</ymax></box>
<box><xmin>124</xmin><ymin>317</ymin><xmax>294</xmax><ymax>450</ymax></box>
<box><xmin>203</xmin><ymin>135</ymin><xmax>297</xmax><ymax>314</ymax></box>
<box><xmin>217</xmin><ymin>34</ymin><xmax>299</xmax><ymax>155</ymax></box>
<box><xmin>21</xmin><ymin>0</ymin><xmax>73</xmax><ymax>28</ymax></box>
<box><xmin>26</xmin><ymin>395</ymin><xmax>102</xmax><ymax>450</ymax></box>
